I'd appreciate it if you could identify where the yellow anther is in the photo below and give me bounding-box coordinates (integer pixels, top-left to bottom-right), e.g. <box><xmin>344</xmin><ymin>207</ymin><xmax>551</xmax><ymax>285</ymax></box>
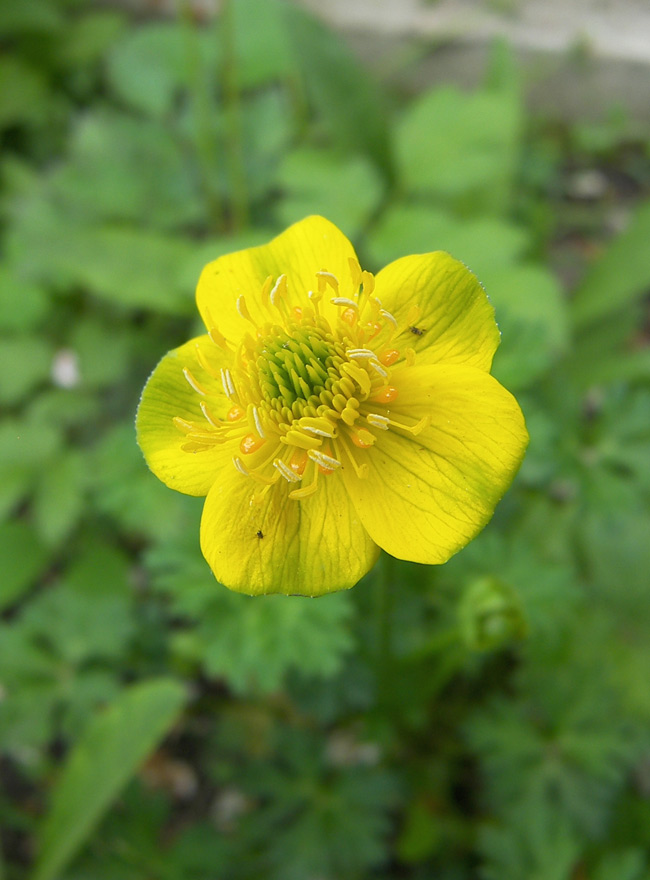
<box><xmin>283</xmin><ymin>429</ymin><xmax>322</xmax><ymax>450</ymax></box>
<box><xmin>182</xmin><ymin>367</ymin><xmax>207</xmax><ymax>396</ymax></box>
<box><xmin>236</xmin><ymin>295</ymin><xmax>253</xmax><ymax>323</ymax></box>
<box><xmin>173</xmin><ymin>417</ymin><xmax>195</xmax><ymax>433</ymax></box>
<box><xmin>405</xmin><ymin>347</ymin><xmax>417</xmax><ymax>366</ymax></box>
<box><xmin>348</xmin><ymin>258</ymin><xmax>362</xmax><ymax>290</ymax></box>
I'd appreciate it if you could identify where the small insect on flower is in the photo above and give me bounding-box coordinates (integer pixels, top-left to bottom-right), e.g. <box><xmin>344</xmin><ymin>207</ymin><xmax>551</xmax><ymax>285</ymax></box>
<box><xmin>136</xmin><ymin>216</ymin><xmax>528</xmax><ymax>596</ymax></box>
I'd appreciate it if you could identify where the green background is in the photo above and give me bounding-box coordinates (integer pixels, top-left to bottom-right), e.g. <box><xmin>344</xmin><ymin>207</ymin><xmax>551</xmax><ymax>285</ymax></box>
<box><xmin>1</xmin><ymin>1</ymin><xmax>650</xmax><ymax>878</ymax></box>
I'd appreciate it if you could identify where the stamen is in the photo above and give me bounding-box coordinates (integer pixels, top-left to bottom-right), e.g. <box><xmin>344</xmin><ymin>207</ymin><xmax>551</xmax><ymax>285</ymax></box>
<box><xmin>366</xmin><ymin>413</ymin><xmax>389</xmax><ymax>430</ymax></box>
<box><xmin>405</xmin><ymin>347</ymin><xmax>417</xmax><ymax>366</ymax></box>
<box><xmin>236</xmin><ymin>295</ymin><xmax>253</xmax><ymax>323</ymax></box>
<box><xmin>289</xmin><ymin>466</ymin><xmax>319</xmax><ymax>499</ymax></box>
<box><xmin>233</xmin><ymin>457</ymin><xmax>249</xmax><ymax>476</ymax></box>
<box><xmin>195</xmin><ymin>344</ymin><xmax>221</xmax><ymax>379</ymax></box>
<box><xmin>346</xmin><ymin>349</ymin><xmax>377</xmax><ymax>359</ymax></box>
<box><xmin>200</xmin><ymin>401</ymin><xmax>220</xmax><ymax>427</ymax></box>
<box><xmin>208</xmin><ymin>327</ymin><xmax>230</xmax><ymax>351</ymax></box>
<box><xmin>379</xmin><ymin>308</ymin><xmax>397</xmax><ymax>328</ymax></box>
<box><xmin>307</xmin><ymin>449</ymin><xmax>341</xmax><ymax>470</ymax></box>
<box><xmin>273</xmin><ymin>458</ymin><xmax>302</xmax><ymax>483</ymax></box>
<box><xmin>220</xmin><ymin>367</ymin><xmax>236</xmax><ymax>398</ymax></box>
<box><xmin>369</xmin><ymin>360</ymin><xmax>388</xmax><ymax>378</ymax></box>
<box><xmin>173</xmin><ymin>417</ymin><xmax>195</xmax><ymax>433</ymax></box>
<box><xmin>331</xmin><ymin>297</ymin><xmax>358</xmax><ymax>309</ymax></box>
<box><xmin>340</xmin><ymin>362</ymin><xmax>371</xmax><ymax>395</ymax></box>
<box><xmin>360</xmin><ymin>271</ymin><xmax>375</xmax><ymax>298</ymax></box>
<box><xmin>252</xmin><ymin>406</ymin><xmax>265</xmax><ymax>438</ymax></box>
<box><xmin>348</xmin><ymin>258</ymin><xmax>362</xmax><ymax>290</ymax></box>
<box><xmin>316</xmin><ymin>271</ymin><xmax>339</xmax><ymax>293</ymax></box>
<box><xmin>260</xmin><ymin>275</ymin><xmax>274</xmax><ymax>304</ymax></box>
<box><xmin>183</xmin><ymin>367</ymin><xmax>207</xmax><ymax>396</ymax></box>
<box><xmin>386</xmin><ymin>414</ymin><xmax>430</xmax><ymax>436</ymax></box>
<box><xmin>283</xmin><ymin>429</ymin><xmax>322</xmax><ymax>451</ymax></box>
<box><xmin>270</xmin><ymin>274</ymin><xmax>287</xmax><ymax>307</ymax></box>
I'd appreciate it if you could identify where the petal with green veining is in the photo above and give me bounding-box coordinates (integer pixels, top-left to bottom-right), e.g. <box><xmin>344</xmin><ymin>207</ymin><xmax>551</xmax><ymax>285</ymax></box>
<box><xmin>341</xmin><ymin>363</ymin><xmax>528</xmax><ymax>563</ymax></box>
<box><xmin>196</xmin><ymin>215</ymin><xmax>359</xmax><ymax>343</ymax></box>
<box><xmin>136</xmin><ymin>335</ymin><xmax>234</xmax><ymax>496</ymax></box>
<box><xmin>200</xmin><ymin>468</ymin><xmax>379</xmax><ymax>596</ymax></box>
<box><xmin>372</xmin><ymin>252</ymin><xmax>500</xmax><ymax>370</ymax></box>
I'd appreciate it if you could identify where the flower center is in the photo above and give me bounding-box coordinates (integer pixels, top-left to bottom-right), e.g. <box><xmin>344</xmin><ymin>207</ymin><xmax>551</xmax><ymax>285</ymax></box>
<box><xmin>174</xmin><ymin>261</ymin><xmax>428</xmax><ymax>502</ymax></box>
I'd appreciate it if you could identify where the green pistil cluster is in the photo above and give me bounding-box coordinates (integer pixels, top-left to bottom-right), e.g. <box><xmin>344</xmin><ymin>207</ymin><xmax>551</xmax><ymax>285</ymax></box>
<box><xmin>254</xmin><ymin>321</ymin><xmax>348</xmax><ymax>409</ymax></box>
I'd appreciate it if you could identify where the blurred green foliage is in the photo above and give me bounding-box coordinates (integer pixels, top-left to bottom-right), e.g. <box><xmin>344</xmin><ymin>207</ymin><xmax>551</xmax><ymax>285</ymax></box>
<box><xmin>1</xmin><ymin>0</ymin><xmax>650</xmax><ymax>878</ymax></box>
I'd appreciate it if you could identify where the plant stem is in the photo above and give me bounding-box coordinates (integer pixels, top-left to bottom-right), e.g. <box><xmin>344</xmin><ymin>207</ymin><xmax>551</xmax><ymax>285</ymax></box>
<box><xmin>178</xmin><ymin>0</ymin><xmax>224</xmax><ymax>235</ymax></box>
<box><xmin>219</xmin><ymin>0</ymin><xmax>249</xmax><ymax>233</ymax></box>
<box><xmin>375</xmin><ymin>551</ymin><xmax>394</xmax><ymax>705</ymax></box>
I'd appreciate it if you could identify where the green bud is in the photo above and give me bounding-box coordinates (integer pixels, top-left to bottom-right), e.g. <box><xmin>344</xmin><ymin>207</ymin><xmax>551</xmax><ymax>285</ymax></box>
<box><xmin>458</xmin><ymin>576</ymin><xmax>528</xmax><ymax>652</ymax></box>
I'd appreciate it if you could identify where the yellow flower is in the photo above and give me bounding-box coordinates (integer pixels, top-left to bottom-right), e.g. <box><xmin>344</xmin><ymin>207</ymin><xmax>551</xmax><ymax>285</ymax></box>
<box><xmin>136</xmin><ymin>216</ymin><xmax>528</xmax><ymax>596</ymax></box>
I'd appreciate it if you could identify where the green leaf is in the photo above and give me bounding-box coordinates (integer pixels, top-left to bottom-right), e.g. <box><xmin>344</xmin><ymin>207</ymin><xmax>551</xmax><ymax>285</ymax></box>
<box><xmin>0</xmin><ymin>266</ymin><xmax>49</xmax><ymax>332</ymax></box>
<box><xmin>365</xmin><ymin>203</ymin><xmax>528</xmax><ymax>275</ymax></box>
<box><xmin>148</xmin><ymin>538</ymin><xmax>355</xmax><ymax>695</ymax></box>
<box><xmin>32</xmin><ymin>679</ymin><xmax>187</xmax><ymax>880</ymax></box>
<box><xmin>483</xmin><ymin>263</ymin><xmax>569</xmax><ymax>389</ymax></box>
<box><xmin>0</xmin><ymin>336</ymin><xmax>53</xmax><ymax>405</ymax></box>
<box><xmin>395</xmin><ymin>80</ymin><xmax>522</xmax><ymax>211</ymax></box>
<box><xmin>286</xmin><ymin>4</ymin><xmax>393</xmax><ymax>181</ymax></box>
<box><xmin>231</xmin><ymin>0</ymin><xmax>295</xmax><ymax>88</ymax></box>
<box><xmin>0</xmin><ymin>56</ymin><xmax>49</xmax><ymax>127</ymax></box>
<box><xmin>571</xmin><ymin>199</ymin><xmax>650</xmax><ymax>329</ymax></box>
<box><xmin>33</xmin><ymin>450</ymin><xmax>87</xmax><ymax>546</ymax></box>
<box><xmin>105</xmin><ymin>22</ymin><xmax>191</xmax><ymax>118</ymax></box>
<box><xmin>276</xmin><ymin>148</ymin><xmax>383</xmax><ymax>236</ymax></box>
<box><xmin>0</xmin><ymin>521</ymin><xmax>49</xmax><ymax>610</ymax></box>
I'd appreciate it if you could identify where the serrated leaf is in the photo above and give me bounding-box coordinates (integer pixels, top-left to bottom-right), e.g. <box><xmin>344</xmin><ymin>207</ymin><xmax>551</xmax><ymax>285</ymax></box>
<box><xmin>32</xmin><ymin>678</ymin><xmax>187</xmax><ymax>880</ymax></box>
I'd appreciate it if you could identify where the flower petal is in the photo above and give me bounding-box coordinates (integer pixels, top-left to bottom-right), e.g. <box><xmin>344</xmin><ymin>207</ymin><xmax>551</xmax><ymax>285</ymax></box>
<box><xmin>342</xmin><ymin>364</ymin><xmax>528</xmax><ymax>563</ymax></box>
<box><xmin>200</xmin><ymin>471</ymin><xmax>379</xmax><ymax>596</ymax></box>
<box><xmin>136</xmin><ymin>335</ymin><xmax>234</xmax><ymax>496</ymax></box>
<box><xmin>372</xmin><ymin>252</ymin><xmax>500</xmax><ymax>370</ymax></box>
<box><xmin>196</xmin><ymin>215</ymin><xmax>360</xmax><ymax>342</ymax></box>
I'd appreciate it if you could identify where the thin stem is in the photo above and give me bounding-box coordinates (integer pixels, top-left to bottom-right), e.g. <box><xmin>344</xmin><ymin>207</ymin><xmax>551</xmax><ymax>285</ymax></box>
<box><xmin>374</xmin><ymin>551</ymin><xmax>394</xmax><ymax>705</ymax></box>
<box><xmin>178</xmin><ymin>0</ymin><xmax>224</xmax><ymax>235</ymax></box>
<box><xmin>219</xmin><ymin>0</ymin><xmax>249</xmax><ymax>232</ymax></box>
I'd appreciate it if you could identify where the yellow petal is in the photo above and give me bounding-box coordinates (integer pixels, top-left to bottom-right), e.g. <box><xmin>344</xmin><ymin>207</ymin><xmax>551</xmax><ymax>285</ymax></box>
<box><xmin>200</xmin><ymin>469</ymin><xmax>379</xmax><ymax>596</ymax></box>
<box><xmin>196</xmin><ymin>215</ymin><xmax>359</xmax><ymax>342</ymax></box>
<box><xmin>372</xmin><ymin>252</ymin><xmax>500</xmax><ymax>370</ymax></box>
<box><xmin>342</xmin><ymin>364</ymin><xmax>528</xmax><ymax>563</ymax></box>
<box><xmin>136</xmin><ymin>335</ymin><xmax>234</xmax><ymax>496</ymax></box>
